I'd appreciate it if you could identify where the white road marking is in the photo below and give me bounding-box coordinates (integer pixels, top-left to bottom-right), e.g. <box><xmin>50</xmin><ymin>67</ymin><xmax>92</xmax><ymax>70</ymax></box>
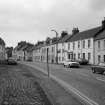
<box><xmin>51</xmin><ymin>75</ymin><xmax>99</xmax><ymax>105</ymax></box>
<box><xmin>96</xmin><ymin>77</ymin><xmax>105</xmax><ymax>82</ymax></box>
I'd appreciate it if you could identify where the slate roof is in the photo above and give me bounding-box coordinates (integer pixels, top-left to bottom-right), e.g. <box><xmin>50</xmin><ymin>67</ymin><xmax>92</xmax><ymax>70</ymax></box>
<box><xmin>95</xmin><ymin>30</ymin><xmax>105</xmax><ymax>40</ymax></box>
<box><xmin>58</xmin><ymin>35</ymin><xmax>72</xmax><ymax>43</ymax></box>
<box><xmin>51</xmin><ymin>37</ymin><xmax>60</xmax><ymax>45</ymax></box>
<box><xmin>66</xmin><ymin>26</ymin><xmax>102</xmax><ymax>42</ymax></box>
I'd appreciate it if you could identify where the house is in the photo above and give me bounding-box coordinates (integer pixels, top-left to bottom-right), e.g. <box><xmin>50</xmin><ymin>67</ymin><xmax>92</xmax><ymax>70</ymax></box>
<box><xmin>0</xmin><ymin>37</ymin><xmax>6</xmax><ymax>62</ymax></box>
<box><xmin>33</xmin><ymin>41</ymin><xmax>44</xmax><ymax>62</ymax></box>
<box><xmin>94</xmin><ymin>30</ymin><xmax>105</xmax><ymax>64</ymax></box>
<box><xmin>66</xmin><ymin>23</ymin><xmax>104</xmax><ymax>64</ymax></box>
<box><xmin>12</xmin><ymin>45</ymin><xmax>25</xmax><ymax>61</ymax></box>
<box><xmin>12</xmin><ymin>41</ymin><xmax>34</xmax><ymax>61</ymax></box>
<box><xmin>33</xmin><ymin>37</ymin><xmax>58</xmax><ymax>64</ymax></box>
<box><xmin>24</xmin><ymin>45</ymin><xmax>34</xmax><ymax>61</ymax></box>
<box><xmin>57</xmin><ymin>31</ymin><xmax>70</xmax><ymax>64</ymax></box>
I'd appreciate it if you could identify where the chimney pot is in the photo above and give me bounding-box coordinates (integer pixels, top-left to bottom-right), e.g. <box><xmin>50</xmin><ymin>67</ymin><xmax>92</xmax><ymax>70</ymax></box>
<box><xmin>72</xmin><ymin>27</ymin><xmax>79</xmax><ymax>35</ymax></box>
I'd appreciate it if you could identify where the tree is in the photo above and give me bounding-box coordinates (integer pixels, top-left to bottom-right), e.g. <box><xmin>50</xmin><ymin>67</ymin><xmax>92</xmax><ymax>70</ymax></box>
<box><xmin>61</xmin><ymin>31</ymin><xmax>68</xmax><ymax>38</ymax></box>
<box><xmin>6</xmin><ymin>47</ymin><xmax>13</xmax><ymax>58</ymax></box>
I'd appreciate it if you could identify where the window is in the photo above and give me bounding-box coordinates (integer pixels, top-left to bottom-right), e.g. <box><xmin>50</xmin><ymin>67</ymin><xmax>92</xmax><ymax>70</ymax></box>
<box><xmin>83</xmin><ymin>53</ymin><xmax>85</xmax><ymax>59</ymax></box>
<box><xmin>73</xmin><ymin>42</ymin><xmax>75</xmax><ymax>50</ymax></box>
<box><xmin>98</xmin><ymin>41</ymin><xmax>100</xmax><ymax>49</ymax></box>
<box><xmin>68</xmin><ymin>54</ymin><xmax>70</xmax><ymax>59</ymax></box>
<box><xmin>70</xmin><ymin>53</ymin><xmax>73</xmax><ymax>59</ymax></box>
<box><xmin>74</xmin><ymin>53</ymin><xmax>76</xmax><ymax>60</ymax></box>
<box><xmin>104</xmin><ymin>40</ymin><xmax>105</xmax><ymax>49</ymax></box>
<box><xmin>68</xmin><ymin>43</ymin><xmax>70</xmax><ymax>50</ymax></box>
<box><xmin>104</xmin><ymin>55</ymin><xmax>105</xmax><ymax>62</ymax></box>
<box><xmin>88</xmin><ymin>53</ymin><xmax>91</xmax><ymax>60</ymax></box>
<box><xmin>83</xmin><ymin>40</ymin><xmax>85</xmax><ymax>48</ymax></box>
<box><xmin>78</xmin><ymin>53</ymin><xmax>80</xmax><ymax>59</ymax></box>
<box><xmin>88</xmin><ymin>39</ymin><xmax>91</xmax><ymax>48</ymax></box>
<box><xmin>98</xmin><ymin>55</ymin><xmax>101</xmax><ymax>63</ymax></box>
<box><xmin>78</xmin><ymin>41</ymin><xmax>80</xmax><ymax>48</ymax></box>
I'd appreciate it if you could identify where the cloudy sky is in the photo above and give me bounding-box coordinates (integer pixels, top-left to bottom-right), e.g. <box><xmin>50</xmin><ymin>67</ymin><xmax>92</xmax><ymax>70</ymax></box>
<box><xmin>0</xmin><ymin>0</ymin><xmax>105</xmax><ymax>47</ymax></box>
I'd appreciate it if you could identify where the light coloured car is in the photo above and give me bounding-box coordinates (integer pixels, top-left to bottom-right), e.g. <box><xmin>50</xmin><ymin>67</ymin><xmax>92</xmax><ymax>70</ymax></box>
<box><xmin>63</xmin><ymin>60</ymin><xmax>80</xmax><ymax>68</ymax></box>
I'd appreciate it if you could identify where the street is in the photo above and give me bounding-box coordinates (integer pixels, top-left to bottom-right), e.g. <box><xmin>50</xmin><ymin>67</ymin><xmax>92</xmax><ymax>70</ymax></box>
<box><xmin>0</xmin><ymin>64</ymin><xmax>52</xmax><ymax>105</ymax></box>
<box><xmin>21</xmin><ymin>61</ymin><xmax>105</xmax><ymax>105</ymax></box>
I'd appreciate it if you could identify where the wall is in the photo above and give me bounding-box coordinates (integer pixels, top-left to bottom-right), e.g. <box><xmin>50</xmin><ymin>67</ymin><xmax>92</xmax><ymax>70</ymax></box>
<box><xmin>95</xmin><ymin>38</ymin><xmax>105</xmax><ymax>64</ymax></box>
<box><xmin>66</xmin><ymin>38</ymin><xmax>94</xmax><ymax>64</ymax></box>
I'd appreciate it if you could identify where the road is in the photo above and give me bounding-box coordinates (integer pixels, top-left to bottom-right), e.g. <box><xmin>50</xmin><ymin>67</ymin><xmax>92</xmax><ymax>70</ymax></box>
<box><xmin>21</xmin><ymin>61</ymin><xmax>105</xmax><ymax>105</ymax></box>
<box><xmin>0</xmin><ymin>64</ymin><xmax>52</xmax><ymax>105</ymax></box>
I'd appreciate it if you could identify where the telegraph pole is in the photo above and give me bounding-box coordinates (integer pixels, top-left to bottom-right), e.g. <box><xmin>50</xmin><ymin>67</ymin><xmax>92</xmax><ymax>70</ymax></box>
<box><xmin>47</xmin><ymin>48</ymin><xmax>50</xmax><ymax>77</ymax></box>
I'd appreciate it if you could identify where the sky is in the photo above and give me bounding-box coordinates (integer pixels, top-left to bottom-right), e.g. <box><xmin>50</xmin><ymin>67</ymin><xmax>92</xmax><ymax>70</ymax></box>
<box><xmin>0</xmin><ymin>0</ymin><xmax>105</xmax><ymax>47</ymax></box>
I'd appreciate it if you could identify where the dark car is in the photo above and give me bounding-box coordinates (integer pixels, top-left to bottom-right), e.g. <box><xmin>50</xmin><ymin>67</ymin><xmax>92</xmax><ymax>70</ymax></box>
<box><xmin>6</xmin><ymin>58</ymin><xmax>17</xmax><ymax>65</ymax></box>
<box><xmin>91</xmin><ymin>62</ymin><xmax>105</xmax><ymax>74</ymax></box>
<box><xmin>77</xmin><ymin>58</ymin><xmax>88</xmax><ymax>65</ymax></box>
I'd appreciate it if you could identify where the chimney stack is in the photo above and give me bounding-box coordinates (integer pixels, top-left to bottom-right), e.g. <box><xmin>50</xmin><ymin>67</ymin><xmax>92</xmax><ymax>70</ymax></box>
<box><xmin>102</xmin><ymin>17</ymin><xmax>105</xmax><ymax>29</ymax></box>
<box><xmin>72</xmin><ymin>27</ymin><xmax>79</xmax><ymax>35</ymax></box>
<box><xmin>61</xmin><ymin>31</ymin><xmax>68</xmax><ymax>38</ymax></box>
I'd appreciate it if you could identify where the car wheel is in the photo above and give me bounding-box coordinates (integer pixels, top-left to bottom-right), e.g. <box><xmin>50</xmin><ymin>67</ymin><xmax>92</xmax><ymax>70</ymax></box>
<box><xmin>92</xmin><ymin>68</ymin><xmax>95</xmax><ymax>73</ymax></box>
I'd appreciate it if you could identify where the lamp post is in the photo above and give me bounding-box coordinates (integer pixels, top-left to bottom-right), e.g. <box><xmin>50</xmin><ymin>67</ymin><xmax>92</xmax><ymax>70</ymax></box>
<box><xmin>51</xmin><ymin>30</ymin><xmax>58</xmax><ymax>64</ymax></box>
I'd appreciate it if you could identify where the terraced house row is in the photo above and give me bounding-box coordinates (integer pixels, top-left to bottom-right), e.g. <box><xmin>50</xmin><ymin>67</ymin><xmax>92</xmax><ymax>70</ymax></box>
<box><xmin>13</xmin><ymin>19</ymin><xmax>105</xmax><ymax>65</ymax></box>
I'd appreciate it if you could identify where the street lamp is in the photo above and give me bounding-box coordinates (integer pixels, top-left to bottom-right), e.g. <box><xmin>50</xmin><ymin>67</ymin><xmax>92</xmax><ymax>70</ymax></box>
<box><xmin>51</xmin><ymin>29</ymin><xmax>58</xmax><ymax>64</ymax></box>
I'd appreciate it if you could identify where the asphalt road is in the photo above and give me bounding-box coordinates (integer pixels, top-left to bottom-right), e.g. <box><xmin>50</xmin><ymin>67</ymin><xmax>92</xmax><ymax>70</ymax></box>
<box><xmin>22</xmin><ymin>62</ymin><xmax>105</xmax><ymax>105</ymax></box>
<box><xmin>0</xmin><ymin>64</ymin><xmax>52</xmax><ymax>105</ymax></box>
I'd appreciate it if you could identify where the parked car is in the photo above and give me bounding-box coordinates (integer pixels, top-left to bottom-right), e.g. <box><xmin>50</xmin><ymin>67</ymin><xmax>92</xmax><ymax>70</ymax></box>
<box><xmin>6</xmin><ymin>58</ymin><xmax>17</xmax><ymax>65</ymax></box>
<box><xmin>63</xmin><ymin>60</ymin><xmax>80</xmax><ymax>68</ymax></box>
<box><xmin>77</xmin><ymin>58</ymin><xmax>88</xmax><ymax>65</ymax></box>
<box><xmin>91</xmin><ymin>62</ymin><xmax>105</xmax><ymax>74</ymax></box>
